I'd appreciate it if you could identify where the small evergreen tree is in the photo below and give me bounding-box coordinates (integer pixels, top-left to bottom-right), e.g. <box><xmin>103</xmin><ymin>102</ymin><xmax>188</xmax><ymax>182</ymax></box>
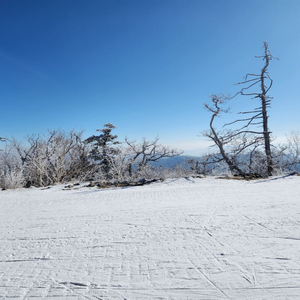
<box><xmin>84</xmin><ymin>123</ymin><xmax>120</xmax><ymax>181</ymax></box>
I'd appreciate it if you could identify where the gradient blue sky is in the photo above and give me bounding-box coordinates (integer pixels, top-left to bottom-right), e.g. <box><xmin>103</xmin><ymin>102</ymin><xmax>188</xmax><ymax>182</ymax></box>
<box><xmin>1</xmin><ymin>0</ymin><xmax>300</xmax><ymax>155</ymax></box>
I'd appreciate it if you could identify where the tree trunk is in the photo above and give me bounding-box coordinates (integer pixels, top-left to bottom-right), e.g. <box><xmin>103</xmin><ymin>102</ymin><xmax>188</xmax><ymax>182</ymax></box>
<box><xmin>260</xmin><ymin>42</ymin><xmax>273</xmax><ymax>176</ymax></box>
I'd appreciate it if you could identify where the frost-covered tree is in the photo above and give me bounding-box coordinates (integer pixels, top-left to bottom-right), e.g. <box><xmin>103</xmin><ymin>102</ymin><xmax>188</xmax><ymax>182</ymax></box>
<box><xmin>0</xmin><ymin>143</ymin><xmax>25</xmax><ymax>189</ymax></box>
<box><xmin>286</xmin><ymin>131</ymin><xmax>300</xmax><ymax>172</ymax></box>
<box><xmin>187</xmin><ymin>153</ymin><xmax>215</xmax><ymax>176</ymax></box>
<box><xmin>125</xmin><ymin>137</ymin><xmax>183</xmax><ymax>177</ymax></box>
<box><xmin>204</xmin><ymin>42</ymin><xmax>277</xmax><ymax>177</ymax></box>
<box><xmin>229</xmin><ymin>42</ymin><xmax>276</xmax><ymax>176</ymax></box>
<box><xmin>274</xmin><ymin>131</ymin><xmax>300</xmax><ymax>173</ymax></box>
<box><xmin>84</xmin><ymin>123</ymin><xmax>120</xmax><ymax>181</ymax></box>
<box><xmin>203</xmin><ymin>95</ymin><xmax>251</xmax><ymax>176</ymax></box>
<box><xmin>11</xmin><ymin>129</ymin><xmax>87</xmax><ymax>186</ymax></box>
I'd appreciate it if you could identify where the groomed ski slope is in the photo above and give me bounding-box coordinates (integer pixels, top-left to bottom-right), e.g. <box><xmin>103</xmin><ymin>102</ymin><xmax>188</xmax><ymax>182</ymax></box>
<box><xmin>1</xmin><ymin>175</ymin><xmax>300</xmax><ymax>300</ymax></box>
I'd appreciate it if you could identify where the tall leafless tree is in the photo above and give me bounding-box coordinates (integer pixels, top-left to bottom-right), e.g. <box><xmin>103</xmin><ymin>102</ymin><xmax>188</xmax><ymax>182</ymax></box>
<box><xmin>229</xmin><ymin>42</ymin><xmax>277</xmax><ymax>176</ymax></box>
<box><xmin>204</xmin><ymin>42</ymin><xmax>277</xmax><ymax>177</ymax></box>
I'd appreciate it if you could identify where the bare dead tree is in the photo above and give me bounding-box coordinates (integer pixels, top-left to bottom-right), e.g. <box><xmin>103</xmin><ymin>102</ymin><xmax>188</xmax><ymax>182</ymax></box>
<box><xmin>203</xmin><ymin>93</ymin><xmax>269</xmax><ymax>177</ymax></box>
<box><xmin>125</xmin><ymin>137</ymin><xmax>183</xmax><ymax>177</ymax></box>
<box><xmin>204</xmin><ymin>43</ymin><xmax>277</xmax><ymax>177</ymax></box>
<box><xmin>203</xmin><ymin>95</ymin><xmax>247</xmax><ymax>176</ymax></box>
<box><xmin>228</xmin><ymin>42</ymin><xmax>277</xmax><ymax>176</ymax></box>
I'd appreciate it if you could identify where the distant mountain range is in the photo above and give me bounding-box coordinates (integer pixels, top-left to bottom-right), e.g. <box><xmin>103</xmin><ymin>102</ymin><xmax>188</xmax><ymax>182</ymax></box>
<box><xmin>149</xmin><ymin>156</ymin><xmax>200</xmax><ymax>168</ymax></box>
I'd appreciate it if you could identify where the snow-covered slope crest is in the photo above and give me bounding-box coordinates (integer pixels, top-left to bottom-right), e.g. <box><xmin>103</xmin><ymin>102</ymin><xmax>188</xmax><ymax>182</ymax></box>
<box><xmin>1</xmin><ymin>176</ymin><xmax>300</xmax><ymax>299</ymax></box>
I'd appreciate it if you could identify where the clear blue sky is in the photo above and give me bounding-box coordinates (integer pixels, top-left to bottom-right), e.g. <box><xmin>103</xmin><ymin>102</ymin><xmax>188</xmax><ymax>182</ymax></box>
<box><xmin>1</xmin><ymin>0</ymin><xmax>300</xmax><ymax>155</ymax></box>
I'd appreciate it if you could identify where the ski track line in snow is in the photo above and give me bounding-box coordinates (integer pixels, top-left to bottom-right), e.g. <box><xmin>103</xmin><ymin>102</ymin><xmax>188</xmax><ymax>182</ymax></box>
<box><xmin>0</xmin><ymin>176</ymin><xmax>300</xmax><ymax>299</ymax></box>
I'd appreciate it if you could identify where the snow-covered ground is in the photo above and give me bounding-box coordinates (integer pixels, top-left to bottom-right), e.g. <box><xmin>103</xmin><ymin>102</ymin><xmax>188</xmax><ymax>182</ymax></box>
<box><xmin>1</xmin><ymin>175</ymin><xmax>300</xmax><ymax>300</ymax></box>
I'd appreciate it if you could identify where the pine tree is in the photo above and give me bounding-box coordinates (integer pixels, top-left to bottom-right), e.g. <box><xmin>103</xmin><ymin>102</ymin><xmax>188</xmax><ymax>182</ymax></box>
<box><xmin>84</xmin><ymin>123</ymin><xmax>120</xmax><ymax>181</ymax></box>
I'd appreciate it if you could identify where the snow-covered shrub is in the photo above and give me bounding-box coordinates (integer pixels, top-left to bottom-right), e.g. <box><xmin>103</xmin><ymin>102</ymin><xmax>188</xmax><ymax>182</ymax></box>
<box><xmin>0</xmin><ymin>146</ymin><xmax>25</xmax><ymax>189</ymax></box>
<box><xmin>10</xmin><ymin>130</ymin><xmax>89</xmax><ymax>187</ymax></box>
<box><xmin>0</xmin><ymin>167</ymin><xmax>25</xmax><ymax>189</ymax></box>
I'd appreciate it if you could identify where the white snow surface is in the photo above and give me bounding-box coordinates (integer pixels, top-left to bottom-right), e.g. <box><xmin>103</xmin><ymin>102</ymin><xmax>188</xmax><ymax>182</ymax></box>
<box><xmin>1</xmin><ymin>175</ymin><xmax>300</xmax><ymax>299</ymax></box>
